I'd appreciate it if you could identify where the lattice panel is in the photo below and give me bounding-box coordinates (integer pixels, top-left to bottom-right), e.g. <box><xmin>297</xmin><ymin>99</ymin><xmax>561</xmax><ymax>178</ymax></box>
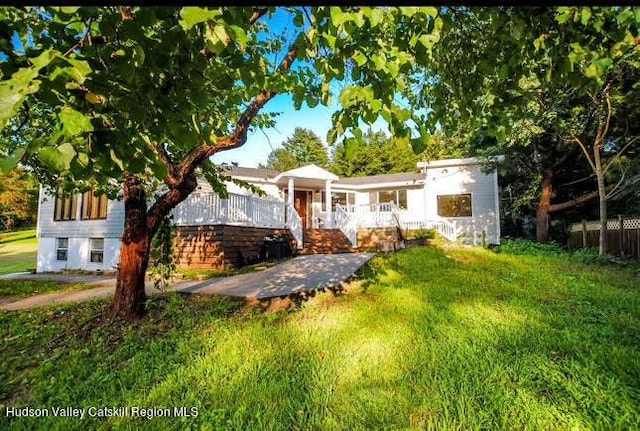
<box><xmin>569</xmin><ymin>218</ymin><xmax>640</xmax><ymax>232</ymax></box>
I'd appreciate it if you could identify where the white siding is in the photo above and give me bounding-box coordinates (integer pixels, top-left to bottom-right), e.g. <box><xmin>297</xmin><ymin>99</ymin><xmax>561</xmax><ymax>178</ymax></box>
<box><xmin>425</xmin><ymin>163</ymin><xmax>500</xmax><ymax>244</ymax></box>
<box><xmin>37</xmin><ymin>237</ymin><xmax>120</xmax><ymax>272</ymax></box>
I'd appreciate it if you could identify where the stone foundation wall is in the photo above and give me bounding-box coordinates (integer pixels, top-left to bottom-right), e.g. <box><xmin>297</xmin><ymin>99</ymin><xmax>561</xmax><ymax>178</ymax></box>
<box><xmin>357</xmin><ymin>227</ymin><xmax>401</xmax><ymax>250</ymax></box>
<box><xmin>174</xmin><ymin>225</ymin><xmax>294</xmax><ymax>270</ymax></box>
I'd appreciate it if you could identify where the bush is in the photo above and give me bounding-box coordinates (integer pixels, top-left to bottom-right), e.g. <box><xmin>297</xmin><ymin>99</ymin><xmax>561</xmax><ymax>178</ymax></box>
<box><xmin>405</xmin><ymin>228</ymin><xmax>436</xmax><ymax>240</ymax></box>
<box><xmin>496</xmin><ymin>238</ymin><xmax>640</xmax><ymax>269</ymax></box>
<box><xmin>494</xmin><ymin>238</ymin><xmax>565</xmax><ymax>256</ymax></box>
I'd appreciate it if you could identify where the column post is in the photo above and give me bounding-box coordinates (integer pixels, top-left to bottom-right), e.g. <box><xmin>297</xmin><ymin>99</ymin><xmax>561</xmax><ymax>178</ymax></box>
<box><xmin>287</xmin><ymin>178</ymin><xmax>294</xmax><ymax>207</ymax></box>
<box><xmin>325</xmin><ymin>179</ymin><xmax>332</xmax><ymax>228</ymax></box>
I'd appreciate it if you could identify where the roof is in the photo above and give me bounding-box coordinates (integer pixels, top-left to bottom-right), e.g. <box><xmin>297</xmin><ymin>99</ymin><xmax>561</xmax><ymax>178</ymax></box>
<box><xmin>335</xmin><ymin>172</ymin><xmax>425</xmax><ymax>187</ymax></box>
<box><xmin>221</xmin><ymin>166</ymin><xmax>280</xmax><ymax>180</ymax></box>
<box><xmin>417</xmin><ymin>156</ymin><xmax>504</xmax><ymax>169</ymax></box>
<box><xmin>274</xmin><ymin>164</ymin><xmax>339</xmax><ymax>183</ymax></box>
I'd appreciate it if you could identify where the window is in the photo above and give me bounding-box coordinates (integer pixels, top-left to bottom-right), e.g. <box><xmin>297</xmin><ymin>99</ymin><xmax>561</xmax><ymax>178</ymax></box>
<box><xmin>81</xmin><ymin>191</ymin><xmax>108</xmax><ymax>220</ymax></box>
<box><xmin>53</xmin><ymin>192</ymin><xmax>78</xmax><ymax>221</ymax></box>
<box><xmin>321</xmin><ymin>191</ymin><xmax>355</xmax><ymax>211</ymax></box>
<box><xmin>377</xmin><ymin>189</ymin><xmax>408</xmax><ymax>209</ymax></box>
<box><xmin>56</xmin><ymin>238</ymin><xmax>68</xmax><ymax>261</ymax></box>
<box><xmin>437</xmin><ymin>194</ymin><xmax>472</xmax><ymax>217</ymax></box>
<box><xmin>90</xmin><ymin>238</ymin><xmax>104</xmax><ymax>263</ymax></box>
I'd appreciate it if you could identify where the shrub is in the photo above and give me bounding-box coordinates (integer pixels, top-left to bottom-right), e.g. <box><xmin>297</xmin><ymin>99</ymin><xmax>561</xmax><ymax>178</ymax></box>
<box><xmin>494</xmin><ymin>238</ymin><xmax>565</xmax><ymax>256</ymax></box>
<box><xmin>405</xmin><ymin>228</ymin><xmax>436</xmax><ymax>240</ymax></box>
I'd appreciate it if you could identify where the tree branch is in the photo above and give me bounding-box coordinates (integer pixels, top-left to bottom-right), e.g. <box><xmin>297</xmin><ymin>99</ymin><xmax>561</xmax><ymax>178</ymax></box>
<box><xmin>249</xmin><ymin>8</ymin><xmax>269</xmax><ymax>25</ymax></box>
<box><xmin>603</xmin><ymin>136</ymin><xmax>639</xmax><ymax>173</ymax></box>
<box><xmin>141</xmin><ymin>135</ymin><xmax>179</xmax><ymax>187</ymax></box>
<box><xmin>605</xmin><ymin>163</ymin><xmax>629</xmax><ymax>199</ymax></box>
<box><xmin>146</xmin><ymin>174</ymin><xmax>198</xmax><ymax>236</ymax></box>
<box><xmin>548</xmin><ymin>185</ymin><xmax>614</xmax><ymax>213</ymax></box>
<box><xmin>177</xmin><ymin>45</ymin><xmax>299</xmax><ymax>178</ymax></box>
<box><xmin>569</xmin><ymin>132</ymin><xmax>596</xmax><ymax>172</ymax></box>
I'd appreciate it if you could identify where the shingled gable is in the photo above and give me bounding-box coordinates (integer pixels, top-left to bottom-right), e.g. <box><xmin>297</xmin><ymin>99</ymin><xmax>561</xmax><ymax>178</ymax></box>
<box><xmin>273</xmin><ymin>164</ymin><xmax>339</xmax><ymax>182</ymax></box>
<box><xmin>221</xmin><ymin>166</ymin><xmax>280</xmax><ymax>180</ymax></box>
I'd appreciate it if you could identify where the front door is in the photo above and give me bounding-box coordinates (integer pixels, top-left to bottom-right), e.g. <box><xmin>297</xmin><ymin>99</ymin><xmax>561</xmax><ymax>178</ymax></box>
<box><xmin>294</xmin><ymin>190</ymin><xmax>308</xmax><ymax>229</ymax></box>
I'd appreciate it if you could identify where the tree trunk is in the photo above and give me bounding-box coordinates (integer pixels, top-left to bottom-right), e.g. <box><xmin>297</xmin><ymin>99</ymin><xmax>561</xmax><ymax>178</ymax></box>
<box><xmin>108</xmin><ymin>172</ymin><xmax>199</xmax><ymax>320</ymax></box>
<box><xmin>595</xmin><ymin>154</ymin><xmax>608</xmax><ymax>256</ymax></box>
<box><xmin>536</xmin><ymin>167</ymin><xmax>554</xmax><ymax>243</ymax></box>
<box><xmin>108</xmin><ymin>176</ymin><xmax>150</xmax><ymax>320</ymax></box>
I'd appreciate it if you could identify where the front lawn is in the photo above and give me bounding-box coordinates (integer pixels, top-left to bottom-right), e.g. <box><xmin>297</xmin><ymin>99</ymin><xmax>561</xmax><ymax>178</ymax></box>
<box><xmin>1</xmin><ymin>241</ymin><xmax>639</xmax><ymax>430</ymax></box>
<box><xmin>0</xmin><ymin>229</ymin><xmax>37</xmax><ymax>276</ymax></box>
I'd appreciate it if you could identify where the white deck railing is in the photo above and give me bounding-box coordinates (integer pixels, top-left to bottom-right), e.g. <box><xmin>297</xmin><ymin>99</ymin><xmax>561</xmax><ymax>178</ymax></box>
<box><xmin>344</xmin><ymin>203</ymin><xmax>458</xmax><ymax>242</ymax></box>
<box><xmin>401</xmin><ymin>219</ymin><xmax>457</xmax><ymax>242</ymax></box>
<box><xmin>335</xmin><ymin>204</ymin><xmax>358</xmax><ymax>247</ymax></box>
<box><xmin>172</xmin><ymin>192</ymin><xmax>286</xmax><ymax>229</ymax></box>
<box><xmin>172</xmin><ymin>192</ymin><xmax>457</xmax><ymax>244</ymax></box>
<box><xmin>345</xmin><ymin>203</ymin><xmax>397</xmax><ymax>227</ymax></box>
<box><xmin>286</xmin><ymin>202</ymin><xmax>303</xmax><ymax>249</ymax></box>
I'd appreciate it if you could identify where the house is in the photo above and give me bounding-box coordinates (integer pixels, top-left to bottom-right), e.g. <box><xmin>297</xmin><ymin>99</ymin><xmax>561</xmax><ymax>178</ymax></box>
<box><xmin>35</xmin><ymin>156</ymin><xmax>501</xmax><ymax>272</ymax></box>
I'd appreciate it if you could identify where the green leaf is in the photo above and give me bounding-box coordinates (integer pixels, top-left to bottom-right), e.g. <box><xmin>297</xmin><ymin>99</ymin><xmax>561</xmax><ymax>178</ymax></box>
<box><xmin>423</xmin><ymin>7</ymin><xmax>438</xmax><ymax>18</ymax></box>
<box><xmin>59</xmin><ymin>107</ymin><xmax>93</xmax><ymax>137</ymax></box>
<box><xmin>132</xmin><ymin>46</ymin><xmax>145</xmax><ymax>68</ymax></box>
<box><xmin>0</xmin><ymin>50</ymin><xmax>55</xmax><ymax>131</ymax></box>
<box><xmin>400</xmin><ymin>7</ymin><xmax>417</xmax><ymax>17</ymax></box>
<box><xmin>205</xmin><ymin>24</ymin><xmax>230</xmax><ymax>55</ymax></box>
<box><xmin>57</xmin><ymin>142</ymin><xmax>76</xmax><ymax>168</ymax></box>
<box><xmin>59</xmin><ymin>7</ymin><xmax>80</xmax><ymax>14</ymax></box>
<box><xmin>110</xmin><ymin>149</ymin><xmax>124</xmax><ymax>171</ymax></box>
<box><xmin>369</xmin><ymin>8</ymin><xmax>384</xmax><ymax>27</ymax></box>
<box><xmin>229</xmin><ymin>25</ymin><xmax>249</xmax><ymax>52</ymax></box>
<box><xmin>64</xmin><ymin>58</ymin><xmax>92</xmax><ymax>83</ymax></box>
<box><xmin>555</xmin><ymin>7</ymin><xmax>573</xmax><ymax>24</ymax></box>
<box><xmin>585</xmin><ymin>57</ymin><xmax>613</xmax><ymax>80</ymax></box>
<box><xmin>330</xmin><ymin>7</ymin><xmax>348</xmax><ymax>26</ymax></box>
<box><xmin>0</xmin><ymin>149</ymin><xmax>25</xmax><ymax>174</ymax></box>
<box><xmin>77</xmin><ymin>152</ymin><xmax>89</xmax><ymax>167</ymax></box>
<box><xmin>339</xmin><ymin>86</ymin><xmax>359</xmax><ymax>108</ymax></box>
<box><xmin>179</xmin><ymin>7</ymin><xmax>221</xmax><ymax>30</ymax></box>
<box><xmin>352</xmin><ymin>12</ymin><xmax>365</xmax><ymax>28</ymax></box>
<box><xmin>387</xmin><ymin>61</ymin><xmax>399</xmax><ymax>78</ymax></box>
<box><xmin>38</xmin><ymin>147</ymin><xmax>65</xmax><ymax>171</ymax></box>
<box><xmin>581</xmin><ymin>7</ymin><xmax>592</xmax><ymax>25</ymax></box>
<box><xmin>353</xmin><ymin>52</ymin><xmax>367</xmax><ymax>66</ymax></box>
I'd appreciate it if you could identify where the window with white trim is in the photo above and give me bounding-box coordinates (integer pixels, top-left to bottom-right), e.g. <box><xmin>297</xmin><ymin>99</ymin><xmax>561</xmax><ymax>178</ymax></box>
<box><xmin>321</xmin><ymin>191</ymin><xmax>355</xmax><ymax>211</ymax></box>
<box><xmin>90</xmin><ymin>238</ymin><xmax>104</xmax><ymax>263</ymax></box>
<box><xmin>56</xmin><ymin>238</ymin><xmax>68</xmax><ymax>261</ymax></box>
<box><xmin>377</xmin><ymin>189</ymin><xmax>408</xmax><ymax>209</ymax></box>
<box><xmin>437</xmin><ymin>194</ymin><xmax>472</xmax><ymax>217</ymax></box>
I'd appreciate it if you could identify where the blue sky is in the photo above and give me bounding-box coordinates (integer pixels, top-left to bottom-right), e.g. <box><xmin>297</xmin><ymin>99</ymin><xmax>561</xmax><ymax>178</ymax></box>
<box><xmin>213</xmin><ymin>8</ymin><xmax>389</xmax><ymax>168</ymax></box>
<box><xmin>211</xmin><ymin>94</ymin><xmax>388</xmax><ymax>168</ymax></box>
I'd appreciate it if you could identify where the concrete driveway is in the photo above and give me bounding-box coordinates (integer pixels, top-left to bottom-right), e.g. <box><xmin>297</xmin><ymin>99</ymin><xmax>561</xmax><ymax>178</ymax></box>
<box><xmin>0</xmin><ymin>253</ymin><xmax>375</xmax><ymax>311</ymax></box>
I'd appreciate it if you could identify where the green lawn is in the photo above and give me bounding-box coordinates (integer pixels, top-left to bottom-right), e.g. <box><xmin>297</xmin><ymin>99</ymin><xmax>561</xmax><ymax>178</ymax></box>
<box><xmin>0</xmin><ymin>229</ymin><xmax>37</xmax><ymax>276</ymax></box>
<box><xmin>1</xmin><ymin>241</ymin><xmax>639</xmax><ymax>430</ymax></box>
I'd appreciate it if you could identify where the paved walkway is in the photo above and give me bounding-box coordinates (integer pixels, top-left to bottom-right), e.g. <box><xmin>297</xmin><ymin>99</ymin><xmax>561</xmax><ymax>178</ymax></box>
<box><xmin>180</xmin><ymin>253</ymin><xmax>374</xmax><ymax>298</ymax></box>
<box><xmin>0</xmin><ymin>253</ymin><xmax>374</xmax><ymax>311</ymax></box>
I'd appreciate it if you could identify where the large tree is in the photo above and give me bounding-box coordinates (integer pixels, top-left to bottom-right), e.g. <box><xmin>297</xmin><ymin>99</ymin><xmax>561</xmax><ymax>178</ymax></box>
<box><xmin>0</xmin><ymin>168</ymin><xmax>38</xmax><ymax>230</ymax></box>
<box><xmin>418</xmin><ymin>6</ymin><xmax>639</xmax><ymax>246</ymax></box>
<box><xmin>331</xmin><ymin>129</ymin><xmax>424</xmax><ymax>177</ymax></box>
<box><xmin>0</xmin><ymin>6</ymin><xmax>442</xmax><ymax>319</ymax></box>
<box><xmin>261</xmin><ymin>127</ymin><xmax>329</xmax><ymax>171</ymax></box>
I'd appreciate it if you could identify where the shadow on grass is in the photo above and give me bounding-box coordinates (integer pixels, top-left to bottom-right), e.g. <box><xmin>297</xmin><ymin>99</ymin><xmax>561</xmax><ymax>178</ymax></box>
<box><xmin>1</xmin><ymin>243</ymin><xmax>639</xmax><ymax>430</ymax></box>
